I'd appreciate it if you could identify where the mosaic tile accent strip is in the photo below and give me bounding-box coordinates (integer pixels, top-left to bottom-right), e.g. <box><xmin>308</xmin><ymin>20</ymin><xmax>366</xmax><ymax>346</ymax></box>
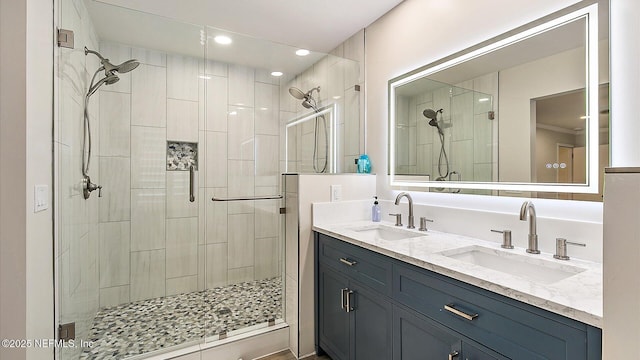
<box><xmin>167</xmin><ymin>141</ymin><xmax>198</xmax><ymax>171</ymax></box>
<box><xmin>80</xmin><ymin>277</ymin><xmax>282</xmax><ymax>360</ymax></box>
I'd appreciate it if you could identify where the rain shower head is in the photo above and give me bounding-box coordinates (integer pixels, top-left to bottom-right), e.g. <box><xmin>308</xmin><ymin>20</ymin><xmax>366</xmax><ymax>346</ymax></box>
<box><xmin>423</xmin><ymin>108</ymin><xmax>443</xmax><ymax>127</ymax></box>
<box><xmin>114</xmin><ymin>59</ymin><xmax>140</xmax><ymax>73</ymax></box>
<box><xmin>84</xmin><ymin>47</ymin><xmax>139</xmax><ymax>97</ymax></box>
<box><xmin>289</xmin><ymin>86</ymin><xmax>321</xmax><ymax>112</ymax></box>
<box><xmin>84</xmin><ymin>47</ymin><xmax>140</xmax><ymax>75</ymax></box>
<box><xmin>289</xmin><ymin>87</ymin><xmax>307</xmax><ymax>100</ymax></box>
<box><xmin>288</xmin><ymin>86</ymin><xmax>320</xmax><ymax>101</ymax></box>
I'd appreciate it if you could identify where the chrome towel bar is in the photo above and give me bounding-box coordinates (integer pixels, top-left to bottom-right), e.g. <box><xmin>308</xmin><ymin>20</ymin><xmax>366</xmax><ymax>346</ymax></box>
<box><xmin>211</xmin><ymin>195</ymin><xmax>283</xmax><ymax>202</ymax></box>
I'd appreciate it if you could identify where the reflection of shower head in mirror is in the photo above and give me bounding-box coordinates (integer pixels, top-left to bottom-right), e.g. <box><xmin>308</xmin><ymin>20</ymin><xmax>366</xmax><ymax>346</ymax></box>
<box><xmin>422</xmin><ymin>108</ymin><xmax>444</xmax><ymax>133</ymax></box>
<box><xmin>422</xmin><ymin>108</ymin><xmax>441</xmax><ymax>120</ymax></box>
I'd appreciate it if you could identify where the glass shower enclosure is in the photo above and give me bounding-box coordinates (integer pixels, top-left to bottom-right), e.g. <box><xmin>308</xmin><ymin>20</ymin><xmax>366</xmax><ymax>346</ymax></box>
<box><xmin>54</xmin><ymin>1</ymin><xmax>361</xmax><ymax>358</ymax></box>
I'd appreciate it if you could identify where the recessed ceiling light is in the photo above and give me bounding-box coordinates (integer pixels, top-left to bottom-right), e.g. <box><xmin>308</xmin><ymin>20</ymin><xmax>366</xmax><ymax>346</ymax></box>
<box><xmin>478</xmin><ymin>97</ymin><xmax>490</xmax><ymax>102</ymax></box>
<box><xmin>214</xmin><ymin>35</ymin><xmax>232</xmax><ymax>45</ymax></box>
<box><xmin>296</xmin><ymin>49</ymin><xmax>310</xmax><ymax>56</ymax></box>
<box><xmin>271</xmin><ymin>71</ymin><xmax>283</xmax><ymax>77</ymax></box>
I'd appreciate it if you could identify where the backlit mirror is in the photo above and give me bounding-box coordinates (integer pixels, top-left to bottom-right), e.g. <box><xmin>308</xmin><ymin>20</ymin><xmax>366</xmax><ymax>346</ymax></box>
<box><xmin>389</xmin><ymin>0</ymin><xmax>609</xmax><ymax>200</ymax></box>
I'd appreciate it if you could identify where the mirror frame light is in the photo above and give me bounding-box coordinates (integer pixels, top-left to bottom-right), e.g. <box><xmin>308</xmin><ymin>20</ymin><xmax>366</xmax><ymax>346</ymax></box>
<box><xmin>388</xmin><ymin>2</ymin><xmax>600</xmax><ymax>194</ymax></box>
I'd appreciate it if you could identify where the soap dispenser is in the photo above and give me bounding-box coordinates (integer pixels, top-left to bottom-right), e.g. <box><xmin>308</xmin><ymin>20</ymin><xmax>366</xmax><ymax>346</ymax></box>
<box><xmin>372</xmin><ymin>196</ymin><xmax>381</xmax><ymax>222</ymax></box>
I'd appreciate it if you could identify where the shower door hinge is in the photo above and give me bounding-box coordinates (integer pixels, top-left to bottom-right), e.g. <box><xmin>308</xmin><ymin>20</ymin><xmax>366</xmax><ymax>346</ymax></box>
<box><xmin>279</xmin><ymin>207</ymin><xmax>286</xmax><ymax>214</ymax></box>
<box><xmin>57</xmin><ymin>28</ymin><xmax>74</xmax><ymax>49</ymax></box>
<box><xmin>58</xmin><ymin>322</ymin><xmax>75</xmax><ymax>342</ymax></box>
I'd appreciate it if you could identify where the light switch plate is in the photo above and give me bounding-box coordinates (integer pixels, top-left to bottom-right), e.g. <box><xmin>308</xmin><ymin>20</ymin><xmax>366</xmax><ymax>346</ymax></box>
<box><xmin>34</xmin><ymin>185</ymin><xmax>48</xmax><ymax>212</ymax></box>
<box><xmin>330</xmin><ymin>185</ymin><xmax>342</xmax><ymax>202</ymax></box>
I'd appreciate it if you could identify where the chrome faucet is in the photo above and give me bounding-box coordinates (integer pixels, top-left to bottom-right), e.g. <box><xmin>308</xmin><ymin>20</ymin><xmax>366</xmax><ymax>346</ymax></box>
<box><xmin>394</xmin><ymin>192</ymin><xmax>415</xmax><ymax>229</ymax></box>
<box><xmin>519</xmin><ymin>201</ymin><xmax>540</xmax><ymax>254</ymax></box>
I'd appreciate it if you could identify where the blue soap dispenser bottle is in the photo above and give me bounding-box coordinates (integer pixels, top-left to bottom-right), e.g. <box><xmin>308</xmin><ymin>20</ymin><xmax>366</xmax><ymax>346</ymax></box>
<box><xmin>372</xmin><ymin>196</ymin><xmax>381</xmax><ymax>222</ymax></box>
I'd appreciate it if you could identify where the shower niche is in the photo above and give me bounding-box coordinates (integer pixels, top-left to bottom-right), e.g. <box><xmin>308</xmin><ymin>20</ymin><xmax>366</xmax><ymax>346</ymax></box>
<box><xmin>167</xmin><ymin>141</ymin><xmax>198</xmax><ymax>171</ymax></box>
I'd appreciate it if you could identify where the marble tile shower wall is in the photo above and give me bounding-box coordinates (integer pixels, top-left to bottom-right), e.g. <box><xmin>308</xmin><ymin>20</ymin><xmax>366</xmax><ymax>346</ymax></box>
<box><xmin>93</xmin><ymin>41</ymin><xmax>282</xmax><ymax>310</ymax></box>
<box><xmin>55</xmin><ymin>0</ymin><xmax>101</xmax><ymax>358</ymax></box>
<box><xmin>281</xmin><ymin>30</ymin><xmax>365</xmax><ymax>173</ymax></box>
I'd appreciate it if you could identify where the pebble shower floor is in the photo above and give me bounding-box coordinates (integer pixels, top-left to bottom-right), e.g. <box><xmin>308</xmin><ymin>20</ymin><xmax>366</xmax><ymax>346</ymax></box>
<box><xmin>79</xmin><ymin>277</ymin><xmax>283</xmax><ymax>359</ymax></box>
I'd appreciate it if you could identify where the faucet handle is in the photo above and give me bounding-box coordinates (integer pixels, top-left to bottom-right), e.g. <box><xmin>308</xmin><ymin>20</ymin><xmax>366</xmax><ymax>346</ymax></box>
<box><xmin>553</xmin><ymin>238</ymin><xmax>586</xmax><ymax>260</ymax></box>
<box><xmin>389</xmin><ymin>213</ymin><xmax>402</xmax><ymax>227</ymax></box>
<box><xmin>419</xmin><ymin>217</ymin><xmax>434</xmax><ymax>232</ymax></box>
<box><xmin>491</xmin><ymin>229</ymin><xmax>513</xmax><ymax>249</ymax></box>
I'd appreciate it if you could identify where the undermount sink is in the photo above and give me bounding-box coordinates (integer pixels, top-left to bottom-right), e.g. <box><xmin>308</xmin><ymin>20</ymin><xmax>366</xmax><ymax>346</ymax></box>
<box><xmin>440</xmin><ymin>245</ymin><xmax>586</xmax><ymax>284</ymax></box>
<box><xmin>345</xmin><ymin>224</ymin><xmax>425</xmax><ymax>241</ymax></box>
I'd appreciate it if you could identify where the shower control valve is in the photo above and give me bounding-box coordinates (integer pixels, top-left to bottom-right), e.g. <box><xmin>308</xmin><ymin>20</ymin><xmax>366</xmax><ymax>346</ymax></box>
<box><xmin>83</xmin><ymin>175</ymin><xmax>102</xmax><ymax>199</ymax></box>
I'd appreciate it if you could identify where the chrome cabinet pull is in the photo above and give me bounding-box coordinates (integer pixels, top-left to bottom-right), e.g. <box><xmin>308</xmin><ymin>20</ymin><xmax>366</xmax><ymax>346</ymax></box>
<box><xmin>339</xmin><ymin>258</ymin><xmax>357</xmax><ymax>266</ymax></box>
<box><xmin>448</xmin><ymin>351</ymin><xmax>459</xmax><ymax>360</ymax></box>
<box><xmin>346</xmin><ymin>289</ymin><xmax>354</xmax><ymax>312</ymax></box>
<box><xmin>189</xmin><ymin>165</ymin><xmax>195</xmax><ymax>202</ymax></box>
<box><xmin>341</xmin><ymin>288</ymin><xmax>348</xmax><ymax>310</ymax></box>
<box><xmin>444</xmin><ymin>303</ymin><xmax>478</xmax><ymax>321</ymax></box>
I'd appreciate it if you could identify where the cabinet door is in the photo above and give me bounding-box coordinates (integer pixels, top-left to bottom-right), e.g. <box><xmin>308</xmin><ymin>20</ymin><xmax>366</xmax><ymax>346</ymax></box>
<box><xmin>351</xmin><ymin>283</ymin><xmax>393</xmax><ymax>360</ymax></box>
<box><xmin>393</xmin><ymin>305</ymin><xmax>462</xmax><ymax>360</ymax></box>
<box><xmin>318</xmin><ymin>265</ymin><xmax>350</xmax><ymax>360</ymax></box>
<box><xmin>462</xmin><ymin>342</ymin><xmax>509</xmax><ymax>360</ymax></box>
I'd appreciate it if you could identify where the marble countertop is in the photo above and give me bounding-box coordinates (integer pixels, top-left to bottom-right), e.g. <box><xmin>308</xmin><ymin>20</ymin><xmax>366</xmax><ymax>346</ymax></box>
<box><xmin>313</xmin><ymin>220</ymin><xmax>603</xmax><ymax>328</ymax></box>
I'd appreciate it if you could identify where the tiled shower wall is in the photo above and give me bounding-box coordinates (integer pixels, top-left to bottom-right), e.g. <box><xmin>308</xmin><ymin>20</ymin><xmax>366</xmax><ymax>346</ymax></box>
<box><xmin>96</xmin><ymin>42</ymin><xmax>283</xmax><ymax>308</ymax></box>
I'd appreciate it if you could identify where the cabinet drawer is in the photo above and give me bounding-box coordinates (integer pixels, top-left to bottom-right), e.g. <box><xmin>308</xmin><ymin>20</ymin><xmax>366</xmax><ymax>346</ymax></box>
<box><xmin>393</xmin><ymin>263</ymin><xmax>589</xmax><ymax>360</ymax></box>
<box><xmin>318</xmin><ymin>233</ymin><xmax>392</xmax><ymax>296</ymax></box>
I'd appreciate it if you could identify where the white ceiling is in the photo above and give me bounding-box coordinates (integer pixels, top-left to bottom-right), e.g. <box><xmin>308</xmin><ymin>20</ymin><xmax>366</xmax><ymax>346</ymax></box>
<box><xmin>92</xmin><ymin>0</ymin><xmax>404</xmax><ymax>53</ymax></box>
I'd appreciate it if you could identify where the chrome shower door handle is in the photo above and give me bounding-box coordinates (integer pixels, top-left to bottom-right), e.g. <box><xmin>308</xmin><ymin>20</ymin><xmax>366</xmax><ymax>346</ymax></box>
<box><xmin>189</xmin><ymin>165</ymin><xmax>195</xmax><ymax>202</ymax></box>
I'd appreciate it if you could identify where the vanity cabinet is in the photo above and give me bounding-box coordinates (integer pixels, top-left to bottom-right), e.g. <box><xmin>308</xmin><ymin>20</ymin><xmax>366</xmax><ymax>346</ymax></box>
<box><xmin>317</xmin><ymin>234</ymin><xmax>394</xmax><ymax>360</ymax></box>
<box><xmin>393</xmin><ymin>304</ymin><xmax>505</xmax><ymax>360</ymax></box>
<box><xmin>315</xmin><ymin>232</ymin><xmax>602</xmax><ymax>360</ymax></box>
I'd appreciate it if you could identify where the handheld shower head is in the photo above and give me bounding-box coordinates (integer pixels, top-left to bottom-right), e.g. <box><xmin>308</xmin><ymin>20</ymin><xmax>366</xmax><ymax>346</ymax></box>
<box><xmin>87</xmin><ymin>73</ymin><xmax>120</xmax><ymax>97</ymax></box>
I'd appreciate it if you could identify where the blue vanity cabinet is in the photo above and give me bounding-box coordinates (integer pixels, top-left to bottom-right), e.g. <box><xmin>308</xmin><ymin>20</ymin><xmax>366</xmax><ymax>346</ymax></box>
<box><xmin>314</xmin><ymin>232</ymin><xmax>602</xmax><ymax>360</ymax></box>
<box><xmin>318</xmin><ymin>265</ymin><xmax>351</xmax><ymax>360</ymax></box>
<box><xmin>393</xmin><ymin>304</ymin><xmax>506</xmax><ymax>360</ymax></box>
<box><xmin>393</xmin><ymin>304</ymin><xmax>462</xmax><ymax>359</ymax></box>
<box><xmin>393</xmin><ymin>263</ymin><xmax>601</xmax><ymax>360</ymax></box>
<box><xmin>318</xmin><ymin>264</ymin><xmax>393</xmax><ymax>360</ymax></box>
<box><xmin>316</xmin><ymin>233</ymin><xmax>393</xmax><ymax>360</ymax></box>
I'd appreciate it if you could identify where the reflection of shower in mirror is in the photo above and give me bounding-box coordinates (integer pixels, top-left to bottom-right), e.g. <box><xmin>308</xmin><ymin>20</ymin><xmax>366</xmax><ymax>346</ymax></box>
<box><xmin>422</xmin><ymin>108</ymin><xmax>453</xmax><ymax>184</ymax></box>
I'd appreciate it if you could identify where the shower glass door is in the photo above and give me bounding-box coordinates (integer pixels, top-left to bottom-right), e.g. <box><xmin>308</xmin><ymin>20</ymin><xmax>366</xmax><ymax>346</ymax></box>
<box><xmin>55</xmin><ymin>0</ymin><xmax>209</xmax><ymax>358</ymax></box>
<box><xmin>55</xmin><ymin>1</ymin><xmax>290</xmax><ymax>358</ymax></box>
